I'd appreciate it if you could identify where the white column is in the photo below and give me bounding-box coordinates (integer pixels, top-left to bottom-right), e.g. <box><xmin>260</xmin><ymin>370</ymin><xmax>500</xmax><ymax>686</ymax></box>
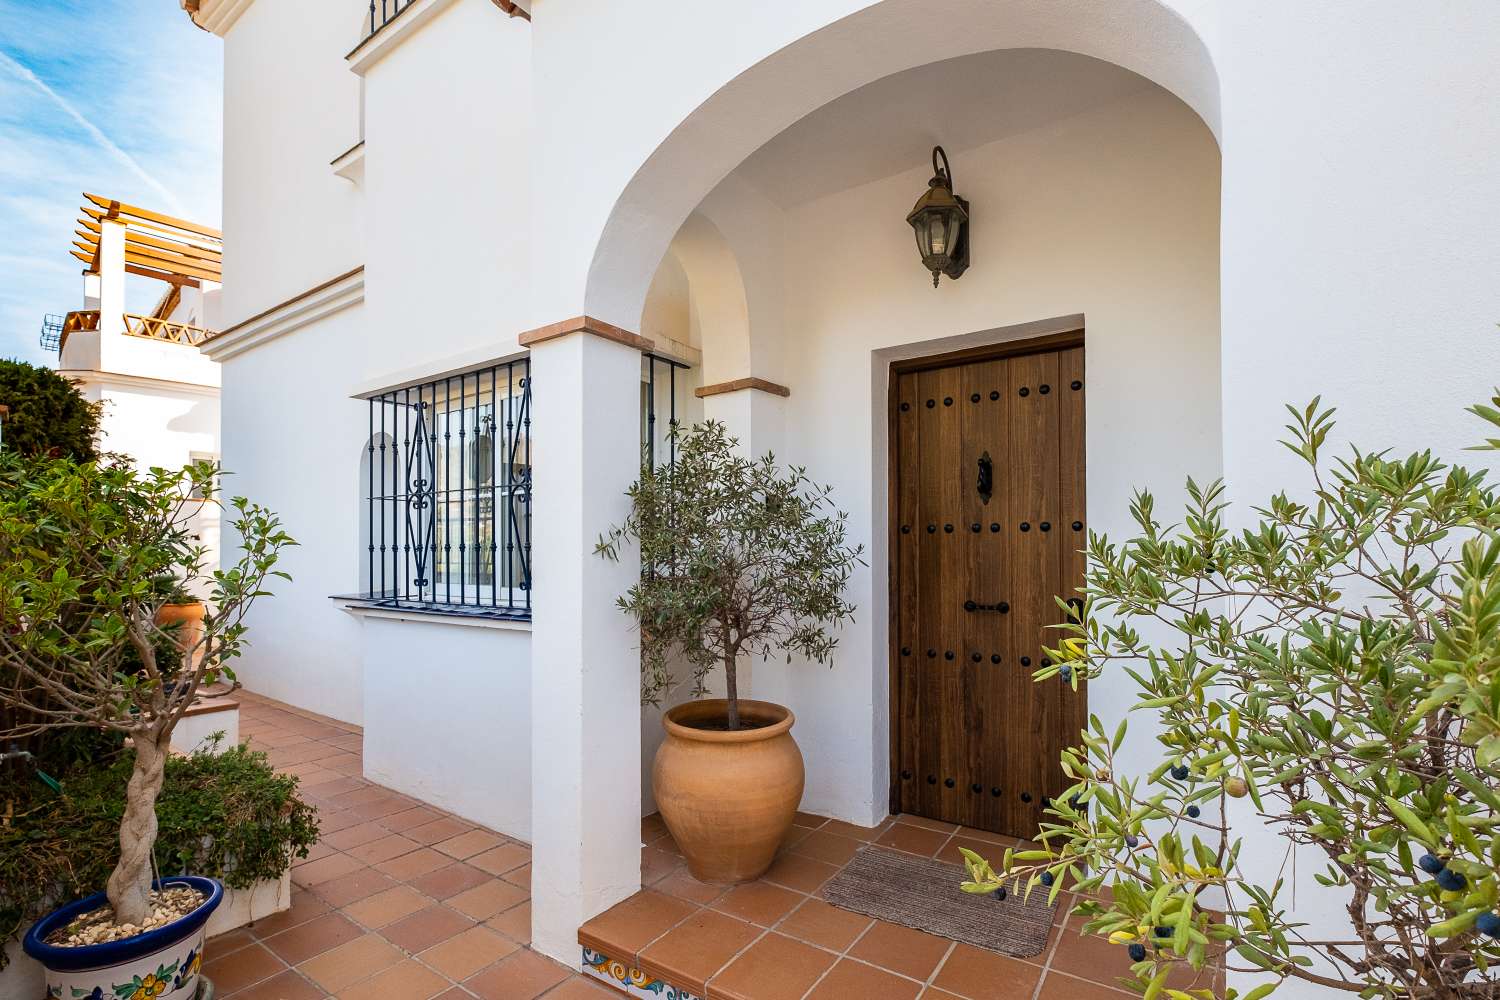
<box><xmin>528</xmin><ymin>327</ymin><xmax>643</xmax><ymax>966</ymax></box>
<box><xmin>95</xmin><ymin>220</ymin><xmax>128</xmax><ymax>372</ymax></box>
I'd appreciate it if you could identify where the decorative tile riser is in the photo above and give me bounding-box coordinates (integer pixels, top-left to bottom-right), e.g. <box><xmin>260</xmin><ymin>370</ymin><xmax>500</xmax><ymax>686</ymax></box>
<box><xmin>581</xmin><ymin>946</ymin><xmax>703</xmax><ymax>1000</ymax></box>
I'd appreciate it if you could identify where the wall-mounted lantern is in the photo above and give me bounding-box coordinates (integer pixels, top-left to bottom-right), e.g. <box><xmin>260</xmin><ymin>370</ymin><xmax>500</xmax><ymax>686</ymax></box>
<box><xmin>906</xmin><ymin>146</ymin><xmax>970</xmax><ymax>287</ymax></box>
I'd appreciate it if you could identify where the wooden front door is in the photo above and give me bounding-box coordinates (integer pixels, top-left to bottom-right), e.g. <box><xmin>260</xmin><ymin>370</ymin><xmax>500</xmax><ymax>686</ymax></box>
<box><xmin>890</xmin><ymin>333</ymin><xmax>1086</xmax><ymax>838</ymax></box>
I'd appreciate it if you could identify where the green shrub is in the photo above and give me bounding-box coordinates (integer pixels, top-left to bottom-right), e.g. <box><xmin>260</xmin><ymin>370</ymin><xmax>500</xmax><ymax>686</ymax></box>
<box><xmin>0</xmin><ymin>359</ymin><xmax>101</xmax><ymax>461</ymax></box>
<box><xmin>0</xmin><ymin>739</ymin><xmax>319</xmax><ymax>962</ymax></box>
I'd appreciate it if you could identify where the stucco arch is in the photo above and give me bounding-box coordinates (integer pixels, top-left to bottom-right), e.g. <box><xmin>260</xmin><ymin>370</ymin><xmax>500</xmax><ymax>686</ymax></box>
<box><xmin>582</xmin><ymin>0</ymin><xmax>1220</xmax><ymax>330</ymax></box>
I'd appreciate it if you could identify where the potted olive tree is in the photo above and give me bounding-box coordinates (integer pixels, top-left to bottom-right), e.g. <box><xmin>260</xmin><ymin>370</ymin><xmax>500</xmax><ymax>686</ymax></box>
<box><xmin>597</xmin><ymin>421</ymin><xmax>863</xmax><ymax>883</ymax></box>
<box><xmin>0</xmin><ymin>455</ymin><xmax>293</xmax><ymax>1000</ymax></box>
<box><xmin>960</xmin><ymin>396</ymin><xmax>1500</xmax><ymax>998</ymax></box>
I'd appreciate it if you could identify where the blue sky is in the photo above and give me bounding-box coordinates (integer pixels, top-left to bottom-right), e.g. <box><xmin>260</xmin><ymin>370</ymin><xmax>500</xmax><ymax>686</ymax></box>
<box><xmin>0</xmin><ymin>0</ymin><xmax>221</xmax><ymax>365</ymax></box>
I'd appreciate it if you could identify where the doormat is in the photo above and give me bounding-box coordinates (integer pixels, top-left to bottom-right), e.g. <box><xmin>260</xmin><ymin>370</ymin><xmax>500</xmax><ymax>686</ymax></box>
<box><xmin>822</xmin><ymin>847</ymin><xmax>1059</xmax><ymax>958</ymax></box>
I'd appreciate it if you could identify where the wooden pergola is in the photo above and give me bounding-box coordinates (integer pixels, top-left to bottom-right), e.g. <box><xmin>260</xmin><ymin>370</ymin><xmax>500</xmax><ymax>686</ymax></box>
<box><xmin>71</xmin><ymin>193</ymin><xmax>222</xmax><ymax>288</ymax></box>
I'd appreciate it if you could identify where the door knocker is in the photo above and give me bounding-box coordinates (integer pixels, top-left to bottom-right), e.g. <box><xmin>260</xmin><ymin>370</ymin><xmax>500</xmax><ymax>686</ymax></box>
<box><xmin>976</xmin><ymin>451</ymin><xmax>993</xmax><ymax>505</ymax></box>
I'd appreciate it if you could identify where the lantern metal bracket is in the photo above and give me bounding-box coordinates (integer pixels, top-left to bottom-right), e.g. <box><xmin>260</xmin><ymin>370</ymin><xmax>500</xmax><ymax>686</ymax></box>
<box><xmin>933</xmin><ymin>147</ymin><xmax>970</xmax><ymax>284</ymax></box>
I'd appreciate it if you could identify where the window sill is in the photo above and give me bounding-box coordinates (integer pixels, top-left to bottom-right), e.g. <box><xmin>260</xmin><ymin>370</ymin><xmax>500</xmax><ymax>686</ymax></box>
<box><xmin>332</xmin><ymin>595</ymin><xmax>532</xmax><ymax>631</ymax></box>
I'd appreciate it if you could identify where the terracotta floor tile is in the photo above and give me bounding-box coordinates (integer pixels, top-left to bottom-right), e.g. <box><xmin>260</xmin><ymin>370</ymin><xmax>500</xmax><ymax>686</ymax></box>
<box><xmin>1037</xmin><ymin>971</ymin><xmax>1134</xmax><ymax>999</ymax></box>
<box><xmin>314</xmin><ymin>809</ymin><xmax>364</xmax><ymax>835</ymax></box>
<box><xmin>409</xmin><ymin>862</ymin><xmax>494</xmax><ymax>900</ymax></box>
<box><xmin>307</xmin><ymin>776</ymin><xmax>367</xmax><ymax>799</ymax></box>
<box><xmin>486</xmin><ymin>900</ymin><xmax>532</xmax><ymax>944</ymax></box>
<box><xmin>465</xmin><ymin>948</ymin><xmax>571</xmax><ymax>1000</ymax></box>
<box><xmin>291</xmin><ymin>851</ymin><xmax>365</xmax><ymax>886</ymax></box>
<box><xmin>577</xmin><ymin>889</ymin><xmax>697</xmax><ymax>960</ymax></box>
<box><xmin>543</xmin><ymin>978</ymin><xmax>617</xmax><ymax>998</ymax></box>
<box><xmin>435</xmin><ymin>828</ymin><xmax>507</xmax><ymax>860</ymax></box>
<box><xmin>298</xmin><ymin>933</ymin><xmax>403</xmax><ymax>993</ymax></box>
<box><xmin>249</xmin><ymin>890</ymin><xmax>332</xmax><ymax>939</ymax></box>
<box><xmin>935</xmin><ymin>835</ymin><xmax>1010</xmax><ymax>868</ymax></box>
<box><xmin>312</xmin><ymin>867</ymin><xmax>398</xmax><ymax>908</ymax></box>
<box><xmin>652</xmin><ymin>833</ymin><xmax>683</xmax><ymax>858</ymax></box>
<box><xmin>641</xmin><ymin>813</ymin><xmax>670</xmax><ymax>843</ymax></box>
<box><xmin>407</xmin><ymin>816</ymin><xmax>476</xmax><ymax>845</ymax></box>
<box><xmin>470</xmin><ymin>842</ymin><xmax>532</xmax><ymax>876</ymax></box>
<box><xmin>930</xmin><ymin>944</ymin><xmax>1042</xmax><ymax>999</ymax></box>
<box><xmin>206</xmin><ymin>926</ymin><xmax>257</xmax><ymax>956</ymax></box>
<box><xmin>806</xmin><ymin>958</ymin><xmax>921</xmax><ymax>1000</ymax></box>
<box><xmin>203</xmin><ymin>941</ymin><xmax>286</xmax><ymax>994</ymax></box>
<box><xmin>848</xmin><ymin>920</ymin><xmax>953</xmax><ymax>981</ymax></box>
<box><xmin>503</xmin><ymin>864</ymin><xmax>531</xmax><ymax>890</ymax></box>
<box><xmin>420</xmin><ymin>924</ymin><xmax>520</xmax><ymax>980</ymax></box>
<box><xmin>790</xmin><ymin>830</ymin><xmax>863</xmax><ymax>867</ymax></box>
<box><xmin>226</xmin><ymin>969</ymin><xmax>325</xmax><ymax>1000</ymax></box>
<box><xmin>708</xmin><ymin>932</ymin><xmax>836</xmax><ymax>1000</ymax></box>
<box><xmin>791</xmin><ymin>811</ymin><xmax>828</xmax><ymax>829</ymax></box>
<box><xmin>382</xmin><ymin>904</ymin><xmax>476</xmax><ymax>953</ymax></box>
<box><xmin>336</xmin><ymin>958</ymin><xmax>449</xmax><ymax>1000</ymax></box>
<box><xmin>348</xmin><ymin>833</ymin><xmax>422</xmax><ymax>865</ymax></box>
<box><xmin>777</xmin><ymin>899</ymin><xmax>872</xmax><ymax>951</ymax></box>
<box><xmin>293</xmin><ymin>840</ymin><xmax>337</xmax><ymax>865</ymax></box>
<box><xmin>449</xmin><ymin>879</ymin><xmax>531</xmax><ymax>920</ymax></box>
<box><xmin>348</xmin><ymin>795</ymin><xmax>420</xmax><ymax>822</ymax></box>
<box><xmin>433</xmin><ymin>990</ymin><xmax>470</xmax><ymax>1000</ymax></box>
<box><xmin>894</xmin><ymin>813</ymin><xmax>958</xmax><ymax>833</ymax></box>
<box><xmin>382</xmin><ymin>805</ymin><xmax>444</xmax><ymax>831</ymax></box>
<box><xmin>954</xmin><ymin>826</ymin><xmax>1018</xmax><ymax>847</ymax></box>
<box><xmin>1050</xmin><ymin>915</ymin><xmax>1134</xmax><ymax>985</ymax></box>
<box><xmin>343</xmin><ymin>885</ymin><xmax>431</xmax><ymax>928</ymax></box>
<box><xmin>819</xmin><ymin>819</ymin><xmax>890</xmax><ymax>842</ymax></box>
<box><xmin>324</xmin><ymin>820</ymin><xmax>398</xmax><ymax>852</ymax></box>
<box><xmin>876</xmin><ymin>823</ymin><xmax>951</xmax><ymax>857</ymax></box>
<box><xmin>654</xmin><ymin>870</ymin><xmax>727</xmax><ymax>905</ymax></box>
<box><xmin>642</xmin><ymin>845</ymin><xmax>681</xmax><ymax>884</ymax></box>
<box><xmin>711</xmin><ymin>881</ymin><xmax>802</xmax><ymax>927</ymax></box>
<box><xmin>376</xmin><ymin>846</ymin><xmax>451</xmax><ymax>881</ymax></box>
<box><xmin>639</xmin><ymin>908</ymin><xmax>761</xmax><ymax>994</ymax></box>
<box><xmin>262</xmin><ymin>911</ymin><xmax>364</xmax><ymax>965</ymax></box>
<box><xmin>761</xmin><ymin>852</ymin><xmax>839</xmax><ymax>894</ymax></box>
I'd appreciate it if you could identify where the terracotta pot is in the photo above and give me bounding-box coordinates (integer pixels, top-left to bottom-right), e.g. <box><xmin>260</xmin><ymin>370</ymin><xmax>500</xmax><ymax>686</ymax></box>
<box><xmin>155</xmin><ymin>601</ymin><xmax>206</xmax><ymax>668</ymax></box>
<box><xmin>654</xmin><ymin>698</ymin><xmax>804</xmax><ymax>884</ymax></box>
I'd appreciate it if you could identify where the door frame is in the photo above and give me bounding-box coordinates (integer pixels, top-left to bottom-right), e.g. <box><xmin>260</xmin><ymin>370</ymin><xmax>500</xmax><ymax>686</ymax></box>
<box><xmin>884</xmin><ymin>327</ymin><xmax>1086</xmax><ymax>815</ymax></box>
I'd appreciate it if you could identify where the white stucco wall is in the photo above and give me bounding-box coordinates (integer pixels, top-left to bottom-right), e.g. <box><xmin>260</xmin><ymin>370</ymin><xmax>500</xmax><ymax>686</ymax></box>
<box><xmin>361</xmin><ymin>614</ymin><xmax>532</xmax><ymax>839</ymax></box>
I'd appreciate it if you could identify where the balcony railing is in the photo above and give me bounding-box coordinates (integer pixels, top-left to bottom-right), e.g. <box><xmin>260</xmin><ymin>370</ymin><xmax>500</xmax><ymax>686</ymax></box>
<box><xmin>123</xmin><ymin>314</ymin><xmax>214</xmax><ymax>347</ymax></box>
<box><xmin>366</xmin><ymin>0</ymin><xmax>417</xmax><ymax>39</ymax></box>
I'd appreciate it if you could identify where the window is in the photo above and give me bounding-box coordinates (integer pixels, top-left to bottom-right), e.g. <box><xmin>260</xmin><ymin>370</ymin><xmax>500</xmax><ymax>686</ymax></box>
<box><xmin>360</xmin><ymin>359</ymin><xmax>531</xmax><ymax>618</ymax></box>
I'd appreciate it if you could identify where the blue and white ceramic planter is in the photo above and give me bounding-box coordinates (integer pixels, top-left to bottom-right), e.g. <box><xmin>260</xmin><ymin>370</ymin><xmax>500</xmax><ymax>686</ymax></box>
<box><xmin>23</xmin><ymin>877</ymin><xmax>222</xmax><ymax>1000</ymax></box>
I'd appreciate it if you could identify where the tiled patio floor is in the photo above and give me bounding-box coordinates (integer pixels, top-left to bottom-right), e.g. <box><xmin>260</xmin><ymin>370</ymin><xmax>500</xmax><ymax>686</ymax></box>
<box><xmin>584</xmin><ymin>813</ymin><xmax>1223</xmax><ymax>1000</ymax></box>
<box><xmin>208</xmin><ymin>692</ymin><xmax>611</xmax><ymax>1000</ymax></box>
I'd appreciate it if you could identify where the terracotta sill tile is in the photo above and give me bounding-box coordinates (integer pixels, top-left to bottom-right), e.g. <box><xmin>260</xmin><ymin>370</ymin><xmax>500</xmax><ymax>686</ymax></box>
<box><xmin>707</xmin><ymin>932</ymin><xmax>836</xmax><ymax>1000</ymax></box>
<box><xmin>805</xmin><ymin>958</ymin><xmax>921</xmax><ymax>1000</ymax></box>
<box><xmin>469</xmin><ymin>842</ymin><xmax>531</xmax><ymax>876</ymax></box>
<box><xmin>201</xmin><ymin>941</ymin><xmax>285</xmax><ymax>994</ymax></box>
<box><xmin>931</xmin><ymin>943</ymin><xmax>1043</xmax><ymax>1000</ymax></box>
<box><xmin>409</xmin><ymin>862</ymin><xmax>493</xmax><ymax>900</ymax></box>
<box><xmin>464</xmin><ymin>948</ymin><xmax>571</xmax><ymax>1000</ymax></box>
<box><xmin>342</xmin><ymin>885</ymin><xmax>431</xmax><ymax>929</ymax></box>
<box><xmin>710</xmin><ymin>881</ymin><xmax>802</xmax><ymax>927</ymax></box>
<box><xmin>298</xmin><ymin>933</ymin><xmax>404</xmax><ymax>993</ymax></box>
<box><xmin>777</xmin><ymin>898</ymin><xmax>872</xmax><ymax>952</ymax></box>
<box><xmin>789</xmin><ymin>830</ymin><xmax>863</xmax><ymax>867</ymax></box>
<box><xmin>376</xmin><ymin>846</ymin><xmax>452</xmax><ymax>881</ymax></box>
<box><xmin>261</xmin><ymin>910</ymin><xmax>364</xmax><ymax>965</ymax></box>
<box><xmin>419</xmin><ymin>924</ymin><xmax>520</xmax><ymax>980</ymax></box>
<box><xmin>335</xmin><ymin>958</ymin><xmax>449</xmax><ymax>1000</ymax></box>
<box><xmin>875</xmin><ymin>823</ymin><xmax>951</xmax><ymax>858</ymax></box>
<box><xmin>381</xmin><ymin>904</ymin><xmax>475</xmax><ymax>953</ymax></box>
<box><xmin>847</xmin><ymin>919</ymin><xmax>953</xmax><ymax>981</ymax></box>
<box><xmin>311</xmin><ymin>867</ymin><xmax>398</xmax><ymax>908</ymax></box>
<box><xmin>228</xmin><ymin>968</ymin><xmax>326</xmax><ymax>1000</ymax></box>
<box><xmin>448</xmin><ymin>879</ymin><xmax>530</xmax><ymax>921</ymax></box>
<box><xmin>1037</xmin><ymin>971</ymin><xmax>1137</xmax><ymax>999</ymax></box>
<box><xmin>761</xmin><ymin>853</ymin><xmax>839</xmax><ymax>895</ymax></box>
<box><xmin>638</xmin><ymin>908</ymin><xmax>761</xmax><ymax>995</ymax></box>
<box><xmin>485</xmin><ymin>900</ymin><xmax>531</xmax><ymax>945</ymax></box>
<box><xmin>348</xmin><ymin>833</ymin><xmax>422</xmax><ymax>865</ymax></box>
<box><xmin>434</xmin><ymin>828</ymin><xmax>507</xmax><ymax>860</ymax></box>
<box><xmin>407</xmin><ymin>816</ymin><xmax>478</xmax><ymax>846</ymax></box>
<box><xmin>577</xmin><ymin>889</ymin><xmax>697</xmax><ymax>962</ymax></box>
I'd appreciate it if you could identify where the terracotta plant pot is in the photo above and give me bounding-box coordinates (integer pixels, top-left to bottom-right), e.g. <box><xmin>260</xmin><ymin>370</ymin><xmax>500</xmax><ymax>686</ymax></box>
<box><xmin>155</xmin><ymin>601</ymin><xmax>206</xmax><ymax>666</ymax></box>
<box><xmin>654</xmin><ymin>698</ymin><xmax>804</xmax><ymax>884</ymax></box>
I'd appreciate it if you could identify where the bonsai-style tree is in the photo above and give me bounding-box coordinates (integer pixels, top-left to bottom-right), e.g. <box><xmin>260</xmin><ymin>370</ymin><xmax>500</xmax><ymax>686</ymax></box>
<box><xmin>0</xmin><ymin>359</ymin><xmax>102</xmax><ymax>461</ymax></box>
<box><xmin>596</xmin><ymin>421</ymin><xmax>864</xmax><ymax>729</ymax></box>
<box><xmin>960</xmin><ymin>397</ymin><xmax>1500</xmax><ymax>999</ymax></box>
<box><xmin>0</xmin><ymin>455</ymin><xmax>294</xmax><ymax>926</ymax></box>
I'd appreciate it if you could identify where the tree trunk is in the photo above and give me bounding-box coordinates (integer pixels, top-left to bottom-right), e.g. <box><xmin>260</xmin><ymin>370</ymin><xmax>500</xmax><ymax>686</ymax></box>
<box><xmin>724</xmin><ymin>651</ymin><xmax>740</xmax><ymax>731</ymax></box>
<box><xmin>106</xmin><ymin>732</ymin><xmax>168</xmax><ymax>925</ymax></box>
